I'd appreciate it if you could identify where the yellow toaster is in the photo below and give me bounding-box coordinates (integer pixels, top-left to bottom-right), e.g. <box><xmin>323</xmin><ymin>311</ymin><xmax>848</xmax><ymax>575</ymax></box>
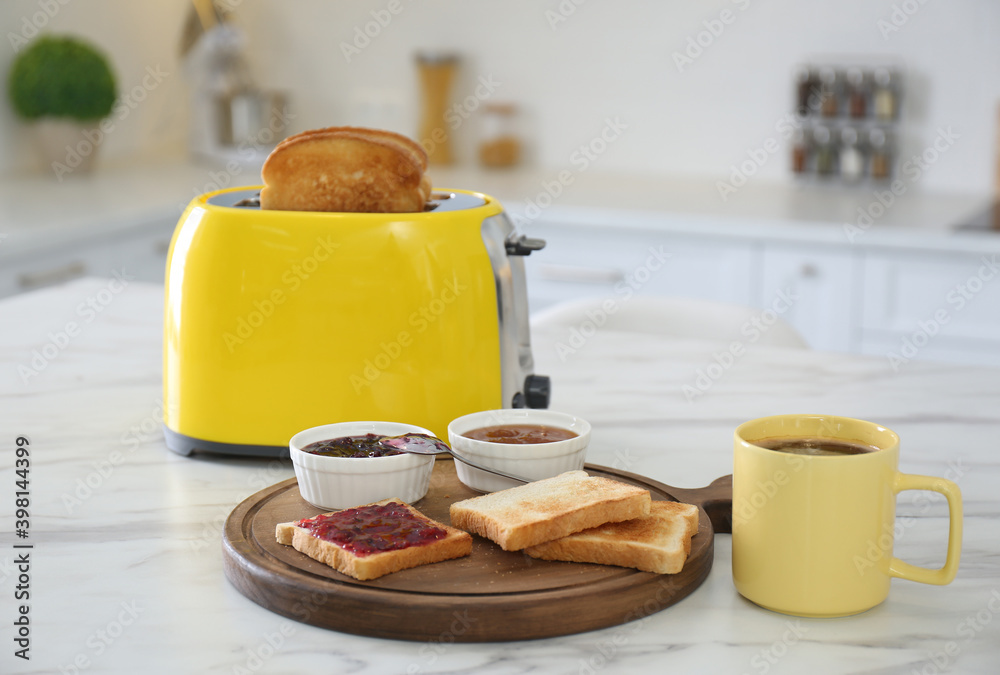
<box><xmin>163</xmin><ymin>187</ymin><xmax>549</xmax><ymax>457</ymax></box>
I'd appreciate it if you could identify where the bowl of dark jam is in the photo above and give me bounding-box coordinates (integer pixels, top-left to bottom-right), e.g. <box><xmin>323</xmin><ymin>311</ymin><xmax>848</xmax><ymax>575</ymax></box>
<box><xmin>301</xmin><ymin>433</ymin><xmax>403</xmax><ymax>458</ymax></box>
<box><xmin>290</xmin><ymin>422</ymin><xmax>436</xmax><ymax>509</ymax></box>
<box><xmin>447</xmin><ymin>409</ymin><xmax>591</xmax><ymax>493</ymax></box>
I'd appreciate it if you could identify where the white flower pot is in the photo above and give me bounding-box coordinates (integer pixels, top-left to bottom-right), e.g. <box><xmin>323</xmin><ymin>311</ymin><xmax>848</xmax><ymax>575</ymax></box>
<box><xmin>31</xmin><ymin>119</ymin><xmax>103</xmax><ymax>178</ymax></box>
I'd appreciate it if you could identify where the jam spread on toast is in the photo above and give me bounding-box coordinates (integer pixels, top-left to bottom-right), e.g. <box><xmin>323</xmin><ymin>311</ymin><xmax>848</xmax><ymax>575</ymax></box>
<box><xmin>297</xmin><ymin>502</ymin><xmax>446</xmax><ymax>556</ymax></box>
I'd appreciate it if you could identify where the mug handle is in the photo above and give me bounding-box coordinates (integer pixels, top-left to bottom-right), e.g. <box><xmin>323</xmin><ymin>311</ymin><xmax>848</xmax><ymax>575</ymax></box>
<box><xmin>889</xmin><ymin>473</ymin><xmax>963</xmax><ymax>585</ymax></box>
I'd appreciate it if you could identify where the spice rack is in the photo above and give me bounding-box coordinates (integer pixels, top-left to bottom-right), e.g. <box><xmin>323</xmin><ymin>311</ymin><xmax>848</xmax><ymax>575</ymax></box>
<box><xmin>791</xmin><ymin>64</ymin><xmax>901</xmax><ymax>182</ymax></box>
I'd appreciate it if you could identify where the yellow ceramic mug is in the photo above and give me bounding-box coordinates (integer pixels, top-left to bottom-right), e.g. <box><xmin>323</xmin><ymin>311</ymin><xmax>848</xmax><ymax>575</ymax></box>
<box><xmin>732</xmin><ymin>414</ymin><xmax>962</xmax><ymax>617</ymax></box>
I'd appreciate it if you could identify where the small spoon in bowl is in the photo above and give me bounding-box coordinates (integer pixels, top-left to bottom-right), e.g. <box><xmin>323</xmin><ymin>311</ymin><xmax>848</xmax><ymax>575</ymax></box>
<box><xmin>378</xmin><ymin>433</ymin><xmax>531</xmax><ymax>485</ymax></box>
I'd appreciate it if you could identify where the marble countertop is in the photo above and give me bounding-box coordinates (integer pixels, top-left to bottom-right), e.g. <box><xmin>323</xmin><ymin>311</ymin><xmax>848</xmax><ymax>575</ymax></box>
<box><xmin>2</xmin><ymin>157</ymin><xmax>997</xmax><ymax>259</ymax></box>
<box><xmin>1</xmin><ymin>278</ymin><xmax>998</xmax><ymax>674</ymax></box>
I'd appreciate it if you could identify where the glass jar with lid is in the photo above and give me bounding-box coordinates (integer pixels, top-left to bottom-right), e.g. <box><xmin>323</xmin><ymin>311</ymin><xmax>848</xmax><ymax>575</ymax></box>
<box><xmin>872</xmin><ymin>68</ymin><xmax>898</xmax><ymax>122</ymax></box>
<box><xmin>478</xmin><ymin>103</ymin><xmax>522</xmax><ymax>168</ymax></box>
<box><xmin>839</xmin><ymin>127</ymin><xmax>865</xmax><ymax>182</ymax></box>
<box><xmin>791</xmin><ymin>127</ymin><xmax>810</xmax><ymax>174</ymax></box>
<box><xmin>813</xmin><ymin>126</ymin><xmax>836</xmax><ymax>176</ymax></box>
<box><xmin>846</xmin><ymin>68</ymin><xmax>868</xmax><ymax>119</ymax></box>
<box><xmin>868</xmin><ymin>128</ymin><xmax>893</xmax><ymax>179</ymax></box>
<box><xmin>795</xmin><ymin>66</ymin><xmax>817</xmax><ymax>117</ymax></box>
<box><xmin>818</xmin><ymin>67</ymin><xmax>840</xmax><ymax>118</ymax></box>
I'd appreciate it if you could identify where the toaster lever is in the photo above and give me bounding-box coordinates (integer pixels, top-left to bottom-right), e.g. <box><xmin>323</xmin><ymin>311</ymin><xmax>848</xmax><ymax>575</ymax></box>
<box><xmin>505</xmin><ymin>235</ymin><xmax>546</xmax><ymax>256</ymax></box>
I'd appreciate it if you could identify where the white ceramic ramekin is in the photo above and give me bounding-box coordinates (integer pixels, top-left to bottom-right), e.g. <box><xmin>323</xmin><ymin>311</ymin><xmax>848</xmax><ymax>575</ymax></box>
<box><xmin>447</xmin><ymin>409</ymin><xmax>591</xmax><ymax>492</ymax></box>
<box><xmin>289</xmin><ymin>421</ymin><xmax>435</xmax><ymax>510</ymax></box>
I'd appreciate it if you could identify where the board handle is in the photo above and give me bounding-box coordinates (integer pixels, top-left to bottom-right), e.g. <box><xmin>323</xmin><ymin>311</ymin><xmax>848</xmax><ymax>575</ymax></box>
<box><xmin>667</xmin><ymin>475</ymin><xmax>733</xmax><ymax>534</ymax></box>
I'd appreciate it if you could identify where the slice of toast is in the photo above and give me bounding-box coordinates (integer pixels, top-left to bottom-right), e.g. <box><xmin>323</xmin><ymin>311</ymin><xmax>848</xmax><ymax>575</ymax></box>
<box><xmin>523</xmin><ymin>500</ymin><xmax>700</xmax><ymax>574</ymax></box>
<box><xmin>260</xmin><ymin>126</ymin><xmax>431</xmax><ymax>213</ymax></box>
<box><xmin>273</xmin><ymin>126</ymin><xmax>429</xmax><ymax>172</ymax></box>
<box><xmin>276</xmin><ymin>498</ymin><xmax>471</xmax><ymax>581</ymax></box>
<box><xmin>449</xmin><ymin>470</ymin><xmax>651</xmax><ymax>551</ymax></box>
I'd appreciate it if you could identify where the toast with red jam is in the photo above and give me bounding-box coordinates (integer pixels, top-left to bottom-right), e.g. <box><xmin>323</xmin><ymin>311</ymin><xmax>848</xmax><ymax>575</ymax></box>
<box><xmin>276</xmin><ymin>498</ymin><xmax>471</xmax><ymax>581</ymax></box>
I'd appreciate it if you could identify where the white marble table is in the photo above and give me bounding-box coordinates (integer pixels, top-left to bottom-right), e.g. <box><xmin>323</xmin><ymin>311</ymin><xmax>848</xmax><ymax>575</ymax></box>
<box><xmin>1</xmin><ymin>278</ymin><xmax>997</xmax><ymax>675</ymax></box>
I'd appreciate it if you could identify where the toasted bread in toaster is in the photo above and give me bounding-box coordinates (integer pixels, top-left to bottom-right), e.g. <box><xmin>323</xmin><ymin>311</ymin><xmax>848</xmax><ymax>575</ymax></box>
<box><xmin>276</xmin><ymin>498</ymin><xmax>472</xmax><ymax>581</ymax></box>
<box><xmin>448</xmin><ymin>470</ymin><xmax>651</xmax><ymax>551</ymax></box>
<box><xmin>274</xmin><ymin>126</ymin><xmax>428</xmax><ymax>171</ymax></box>
<box><xmin>260</xmin><ymin>126</ymin><xmax>431</xmax><ymax>213</ymax></box>
<box><xmin>523</xmin><ymin>500</ymin><xmax>700</xmax><ymax>574</ymax></box>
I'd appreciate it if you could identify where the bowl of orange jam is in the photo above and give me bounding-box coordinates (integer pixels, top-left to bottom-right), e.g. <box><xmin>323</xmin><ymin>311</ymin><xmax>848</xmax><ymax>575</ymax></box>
<box><xmin>447</xmin><ymin>409</ymin><xmax>591</xmax><ymax>492</ymax></box>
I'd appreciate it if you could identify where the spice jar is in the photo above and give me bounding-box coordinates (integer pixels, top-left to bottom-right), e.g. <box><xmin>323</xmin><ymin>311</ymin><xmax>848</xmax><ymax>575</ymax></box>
<box><xmin>814</xmin><ymin>126</ymin><xmax>836</xmax><ymax>176</ymax></box>
<box><xmin>818</xmin><ymin>67</ymin><xmax>840</xmax><ymax>118</ymax></box>
<box><xmin>846</xmin><ymin>68</ymin><xmax>867</xmax><ymax>119</ymax></box>
<box><xmin>839</xmin><ymin>127</ymin><xmax>864</xmax><ymax>182</ymax></box>
<box><xmin>791</xmin><ymin>128</ymin><xmax>809</xmax><ymax>174</ymax></box>
<box><xmin>872</xmin><ymin>68</ymin><xmax>897</xmax><ymax>122</ymax></box>
<box><xmin>795</xmin><ymin>67</ymin><xmax>816</xmax><ymax>117</ymax></box>
<box><xmin>868</xmin><ymin>128</ymin><xmax>892</xmax><ymax>180</ymax></box>
<box><xmin>478</xmin><ymin>103</ymin><xmax>522</xmax><ymax>168</ymax></box>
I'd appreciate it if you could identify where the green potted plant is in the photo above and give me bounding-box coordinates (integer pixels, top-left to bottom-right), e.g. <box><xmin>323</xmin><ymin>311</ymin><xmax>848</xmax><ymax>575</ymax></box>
<box><xmin>7</xmin><ymin>34</ymin><xmax>117</xmax><ymax>177</ymax></box>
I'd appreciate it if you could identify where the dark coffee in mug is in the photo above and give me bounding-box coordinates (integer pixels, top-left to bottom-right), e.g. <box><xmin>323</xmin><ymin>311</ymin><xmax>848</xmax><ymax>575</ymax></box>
<box><xmin>754</xmin><ymin>436</ymin><xmax>879</xmax><ymax>456</ymax></box>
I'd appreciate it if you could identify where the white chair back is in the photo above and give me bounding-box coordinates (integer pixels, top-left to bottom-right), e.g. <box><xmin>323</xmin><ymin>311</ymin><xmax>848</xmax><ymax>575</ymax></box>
<box><xmin>530</xmin><ymin>295</ymin><xmax>809</xmax><ymax>349</ymax></box>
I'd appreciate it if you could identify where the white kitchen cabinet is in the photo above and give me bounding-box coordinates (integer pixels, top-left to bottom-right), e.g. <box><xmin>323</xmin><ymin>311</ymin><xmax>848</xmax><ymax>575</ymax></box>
<box><xmin>859</xmin><ymin>250</ymin><xmax>1000</xmax><ymax>365</ymax></box>
<box><xmin>523</xmin><ymin>220</ymin><xmax>758</xmax><ymax>313</ymax></box>
<box><xmin>524</xmin><ymin>219</ymin><xmax>863</xmax><ymax>354</ymax></box>
<box><xmin>757</xmin><ymin>244</ymin><xmax>858</xmax><ymax>352</ymax></box>
<box><xmin>521</xmin><ymin>217</ymin><xmax>1000</xmax><ymax>365</ymax></box>
<box><xmin>0</xmin><ymin>215</ymin><xmax>175</xmax><ymax>298</ymax></box>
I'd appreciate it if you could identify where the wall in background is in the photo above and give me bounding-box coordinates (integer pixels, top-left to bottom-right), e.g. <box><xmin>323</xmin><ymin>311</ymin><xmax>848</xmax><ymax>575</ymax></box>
<box><xmin>0</xmin><ymin>0</ymin><xmax>191</xmax><ymax>175</ymax></box>
<box><xmin>1</xmin><ymin>0</ymin><xmax>998</xmax><ymax>195</ymax></box>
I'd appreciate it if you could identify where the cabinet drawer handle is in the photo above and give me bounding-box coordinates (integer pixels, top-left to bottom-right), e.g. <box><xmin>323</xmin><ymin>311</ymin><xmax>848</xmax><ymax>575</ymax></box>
<box><xmin>537</xmin><ymin>263</ymin><xmax>625</xmax><ymax>284</ymax></box>
<box><xmin>18</xmin><ymin>261</ymin><xmax>86</xmax><ymax>290</ymax></box>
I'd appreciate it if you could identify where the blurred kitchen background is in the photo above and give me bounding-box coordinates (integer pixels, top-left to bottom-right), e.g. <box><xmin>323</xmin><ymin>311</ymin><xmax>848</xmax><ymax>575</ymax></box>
<box><xmin>3</xmin><ymin>0</ymin><xmax>1000</xmax><ymax>365</ymax></box>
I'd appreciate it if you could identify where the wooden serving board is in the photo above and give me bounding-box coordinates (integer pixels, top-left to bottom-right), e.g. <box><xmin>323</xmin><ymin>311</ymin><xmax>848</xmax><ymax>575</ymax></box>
<box><xmin>223</xmin><ymin>461</ymin><xmax>732</xmax><ymax>642</ymax></box>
